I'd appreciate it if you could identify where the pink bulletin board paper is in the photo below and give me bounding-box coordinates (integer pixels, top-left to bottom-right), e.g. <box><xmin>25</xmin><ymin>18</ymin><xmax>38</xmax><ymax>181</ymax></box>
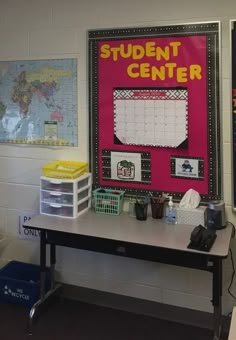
<box><xmin>89</xmin><ymin>23</ymin><xmax>222</xmax><ymax>202</ymax></box>
<box><xmin>98</xmin><ymin>36</ymin><xmax>208</xmax><ymax>194</ymax></box>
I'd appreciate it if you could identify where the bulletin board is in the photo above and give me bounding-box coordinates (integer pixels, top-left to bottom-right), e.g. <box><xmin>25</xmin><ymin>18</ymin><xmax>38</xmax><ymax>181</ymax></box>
<box><xmin>89</xmin><ymin>22</ymin><xmax>222</xmax><ymax>201</ymax></box>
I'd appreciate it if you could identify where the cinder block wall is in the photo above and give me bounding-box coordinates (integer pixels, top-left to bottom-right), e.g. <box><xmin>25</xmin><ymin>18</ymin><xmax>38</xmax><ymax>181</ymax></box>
<box><xmin>0</xmin><ymin>0</ymin><xmax>235</xmax><ymax>315</ymax></box>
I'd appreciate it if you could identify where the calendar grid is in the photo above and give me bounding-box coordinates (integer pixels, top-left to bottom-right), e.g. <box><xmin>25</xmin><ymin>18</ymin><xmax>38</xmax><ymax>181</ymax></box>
<box><xmin>114</xmin><ymin>88</ymin><xmax>188</xmax><ymax>148</ymax></box>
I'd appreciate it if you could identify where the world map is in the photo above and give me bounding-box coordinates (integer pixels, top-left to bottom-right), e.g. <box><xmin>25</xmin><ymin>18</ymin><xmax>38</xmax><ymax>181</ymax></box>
<box><xmin>0</xmin><ymin>58</ymin><xmax>77</xmax><ymax>145</ymax></box>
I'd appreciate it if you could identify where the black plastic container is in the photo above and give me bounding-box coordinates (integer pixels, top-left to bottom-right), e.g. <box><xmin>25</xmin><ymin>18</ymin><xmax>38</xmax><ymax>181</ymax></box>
<box><xmin>135</xmin><ymin>202</ymin><xmax>148</xmax><ymax>221</ymax></box>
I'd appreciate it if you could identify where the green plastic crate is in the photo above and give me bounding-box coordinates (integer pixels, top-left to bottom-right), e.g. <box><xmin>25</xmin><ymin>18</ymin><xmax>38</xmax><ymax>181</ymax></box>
<box><xmin>93</xmin><ymin>188</ymin><xmax>125</xmax><ymax>215</ymax></box>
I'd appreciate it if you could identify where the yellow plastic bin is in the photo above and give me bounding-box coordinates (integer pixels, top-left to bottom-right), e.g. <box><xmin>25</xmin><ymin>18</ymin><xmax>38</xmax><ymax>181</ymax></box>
<box><xmin>42</xmin><ymin>160</ymin><xmax>88</xmax><ymax>179</ymax></box>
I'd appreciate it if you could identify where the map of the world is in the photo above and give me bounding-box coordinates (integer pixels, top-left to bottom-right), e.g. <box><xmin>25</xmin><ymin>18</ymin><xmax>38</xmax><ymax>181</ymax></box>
<box><xmin>0</xmin><ymin>58</ymin><xmax>77</xmax><ymax>146</ymax></box>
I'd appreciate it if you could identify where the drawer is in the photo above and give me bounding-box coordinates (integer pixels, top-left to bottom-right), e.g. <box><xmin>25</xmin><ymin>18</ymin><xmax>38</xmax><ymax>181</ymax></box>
<box><xmin>78</xmin><ymin>187</ymin><xmax>91</xmax><ymax>202</ymax></box>
<box><xmin>41</xmin><ymin>191</ymin><xmax>73</xmax><ymax>205</ymax></box>
<box><xmin>41</xmin><ymin>178</ymin><xmax>73</xmax><ymax>193</ymax></box>
<box><xmin>77</xmin><ymin>175</ymin><xmax>91</xmax><ymax>190</ymax></box>
<box><xmin>78</xmin><ymin>198</ymin><xmax>91</xmax><ymax>215</ymax></box>
<box><xmin>41</xmin><ymin>202</ymin><xmax>74</xmax><ymax>218</ymax></box>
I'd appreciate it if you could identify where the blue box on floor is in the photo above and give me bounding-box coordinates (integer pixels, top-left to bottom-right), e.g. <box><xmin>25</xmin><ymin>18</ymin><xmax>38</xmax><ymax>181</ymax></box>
<box><xmin>0</xmin><ymin>260</ymin><xmax>50</xmax><ymax>308</ymax></box>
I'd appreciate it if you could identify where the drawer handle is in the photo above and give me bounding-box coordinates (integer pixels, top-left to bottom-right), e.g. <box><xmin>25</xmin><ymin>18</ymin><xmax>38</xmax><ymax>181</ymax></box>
<box><xmin>50</xmin><ymin>192</ymin><xmax>62</xmax><ymax>196</ymax></box>
<box><xmin>50</xmin><ymin>203</ymin><xmax>62</xmax><ymax>208</ymax></box>
<box><xmin>116</xmin><ymin>246</ymin><xmax>126</xmax><ymax>254</ymax></box>
<box><xmin>49</xmin><ymin>180</ymin><xmax>62</xmax><ymax>184</ymax></box>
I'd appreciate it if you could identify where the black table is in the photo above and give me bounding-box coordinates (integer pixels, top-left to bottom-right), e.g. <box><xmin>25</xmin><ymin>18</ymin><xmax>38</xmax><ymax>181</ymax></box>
<box><xmin>23</xmin><ymin>211</ymin><xmax>233</xmax><ymax>340</ymax></box>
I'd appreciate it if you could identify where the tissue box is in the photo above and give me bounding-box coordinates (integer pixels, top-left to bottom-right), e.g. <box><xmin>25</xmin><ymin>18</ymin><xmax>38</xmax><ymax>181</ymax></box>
<box><xmin>176</xmin><ymin>205</ymin><xmax>207</xmax><ymax>226</ymax></box>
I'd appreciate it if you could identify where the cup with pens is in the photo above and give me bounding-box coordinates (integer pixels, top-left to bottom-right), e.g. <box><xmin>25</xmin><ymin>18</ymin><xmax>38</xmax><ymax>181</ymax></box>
<box><xmin>135</xmin><ymin>197</ymin><xmax>149</xmax><ymax>221</ymax></box>
<box><xmin>150</xmin><ymin>193</ymin><xmax>166</xmax><ymax>219</ymax></box>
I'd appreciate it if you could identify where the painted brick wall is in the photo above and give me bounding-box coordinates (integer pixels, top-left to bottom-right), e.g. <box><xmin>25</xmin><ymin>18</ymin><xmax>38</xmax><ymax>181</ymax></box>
<box><xmin>0</xmin><ymin>0</ymin><xmax>235</xmax><ymax>314</ymax></box>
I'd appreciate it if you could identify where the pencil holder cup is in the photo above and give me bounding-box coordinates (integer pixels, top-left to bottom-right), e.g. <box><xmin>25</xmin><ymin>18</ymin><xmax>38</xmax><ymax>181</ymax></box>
<box><xmin>135</xmin><ymin>202</ymin><xmax>148</xmax><ymax>221</ymax></box>
<box><xmin>128</xmin><ymin>201</ymin><xmax>136</xmax><ymax>217</ymax></box>
<box><xmin>151</xmin><ymin>198</ymin><xmax>164</xmax><ymax>219</ymax></box>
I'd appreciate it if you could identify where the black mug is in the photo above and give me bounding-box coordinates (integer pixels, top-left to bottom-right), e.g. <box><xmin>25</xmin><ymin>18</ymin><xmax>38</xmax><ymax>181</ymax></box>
<box><xmin>135</xmin><ymin>202</ymin><xmax>148</xmax><ymax>221</ymax></box>
<box><xmin>150</xmin><ymin>198</ymin><xmax>164</xmax><ymax>219</ymax></box>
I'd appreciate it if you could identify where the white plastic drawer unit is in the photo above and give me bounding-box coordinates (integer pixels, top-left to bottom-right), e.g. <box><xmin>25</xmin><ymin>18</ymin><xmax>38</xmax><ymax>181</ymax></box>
<box><xmin>40</xmin><ymin>173</ymin><xmax>92</xmax><ymax>218</ymax></box>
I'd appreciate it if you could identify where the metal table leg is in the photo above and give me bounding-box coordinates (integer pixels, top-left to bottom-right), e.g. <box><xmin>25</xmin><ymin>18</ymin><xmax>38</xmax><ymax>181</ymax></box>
<box><xmin>212</xmin><ymin>259</ymin><xmax>222</xmax><ymax>340</ymax></box>
<box><xmin>50</xmin><ymin>243</ymin><xmax>56</xmax><ymax>289</ymax></box>
<box><xmin>27</xmin><ymin>231</ymin><xmax>61</xmax><ymax>335</ymax></box>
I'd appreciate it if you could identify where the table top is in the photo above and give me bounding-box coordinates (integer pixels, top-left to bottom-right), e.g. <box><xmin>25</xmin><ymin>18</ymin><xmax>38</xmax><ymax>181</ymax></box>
<box><xmin>23</xmin><ymin>210</ymin><xmax>233</xmax><ymax>258</ymax></box>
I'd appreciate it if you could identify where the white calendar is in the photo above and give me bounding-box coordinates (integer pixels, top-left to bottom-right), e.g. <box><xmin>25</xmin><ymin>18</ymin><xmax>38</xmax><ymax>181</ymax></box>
<box><xmin>114</xmin><ymin>88</ymin><xmax>188</xmax><ymax>148</ymax></box>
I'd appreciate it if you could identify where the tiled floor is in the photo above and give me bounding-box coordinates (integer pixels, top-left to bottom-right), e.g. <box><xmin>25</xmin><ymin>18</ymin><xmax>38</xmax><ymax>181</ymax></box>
<box><xmin>0</xmin><ymin>299</ymin><xmax>218</xmax><ymax>340</ymax></box>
